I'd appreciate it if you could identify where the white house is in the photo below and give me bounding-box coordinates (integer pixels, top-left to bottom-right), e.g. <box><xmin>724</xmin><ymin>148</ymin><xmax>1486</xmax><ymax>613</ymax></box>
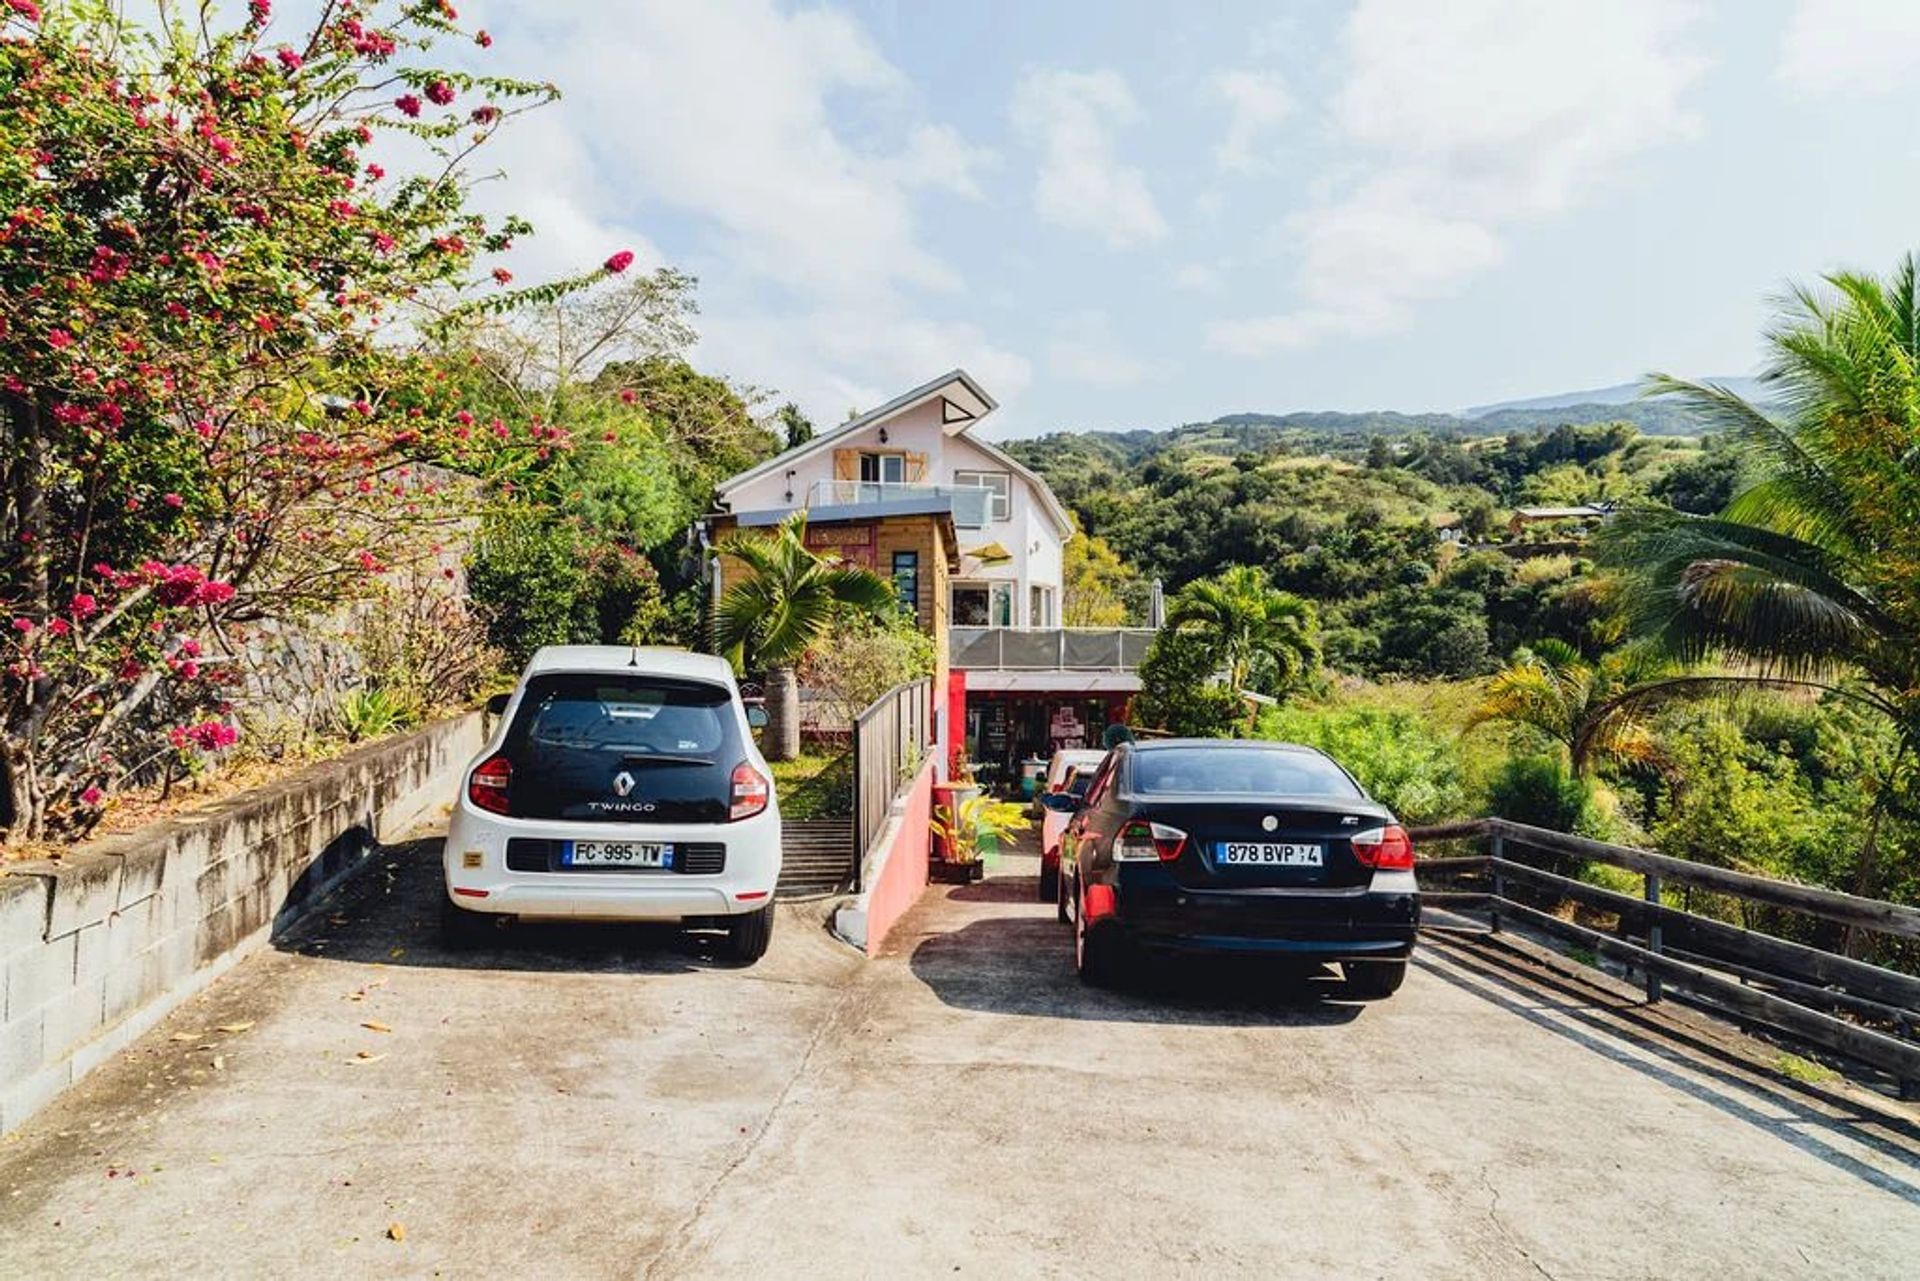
<box><xmin>714</xmin><ymin>369</ymin><xmax>1073</xmax><ymax>629</ymax></box>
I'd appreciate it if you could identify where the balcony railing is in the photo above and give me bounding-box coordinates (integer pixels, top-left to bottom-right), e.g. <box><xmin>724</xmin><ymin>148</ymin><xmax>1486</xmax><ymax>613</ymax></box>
<box><xmin>949</xmin><ymin>626</ymin><xmax>1157</xmax><ymax>671</ymax></box>
<box><xmin>804</xmin><ymin>480</ymin><xmax>993</xmax><ymax>529</ymax></box>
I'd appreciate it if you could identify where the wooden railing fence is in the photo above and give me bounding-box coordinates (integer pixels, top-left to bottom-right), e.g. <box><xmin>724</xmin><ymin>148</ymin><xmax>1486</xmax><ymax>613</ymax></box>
<box><xmin>1412</xmin><ymin>817</ymin><xmax>1920</xmax><ymax>1096</ymax></box>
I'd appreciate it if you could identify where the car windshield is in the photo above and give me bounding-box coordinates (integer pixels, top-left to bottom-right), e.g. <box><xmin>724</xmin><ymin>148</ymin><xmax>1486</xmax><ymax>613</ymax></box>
<box><xmin>1131</xmin><ymin>748</ymin><xmax>1363</xmax><ymax>798</ymax></box>
<box><xmin>513</xmin><ymin>675</ymin><xmax>731</xmax><ymax>759</ymax></box>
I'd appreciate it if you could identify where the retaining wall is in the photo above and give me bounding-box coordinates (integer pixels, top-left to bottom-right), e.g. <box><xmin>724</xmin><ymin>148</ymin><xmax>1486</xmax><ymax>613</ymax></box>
<box><xmin>0</xmin><ymin>711</ymin><xmax>483</xmax><ymax>1133</ymax></box>
<box><xmin>833</xmin><ymin>762</ymin><xmax>933</xmax><ymax>955</ymax></box>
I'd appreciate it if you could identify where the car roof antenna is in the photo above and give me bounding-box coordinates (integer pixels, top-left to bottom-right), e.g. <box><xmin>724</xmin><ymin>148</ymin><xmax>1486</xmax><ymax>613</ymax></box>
<box><xmin>628</xmin><ymin>645</ymin><xmax>641</xmax><ymax>668</ymax></box>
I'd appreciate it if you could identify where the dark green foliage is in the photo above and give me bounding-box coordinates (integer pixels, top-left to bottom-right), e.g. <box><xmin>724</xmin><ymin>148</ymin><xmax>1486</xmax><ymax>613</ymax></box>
<box><xmin>1649</xmin><ymin>434</ymin><xmax>1744</xmax><ymax>514</ymax></box>
<box><xmin>1262</xmin><ymin>706</ymin><xmax>1467</xmax><ymax>824</ymax></box>
<box><xmin>1486</xmin><ymin>755</ymin><xmax>1597</xmax><ymax>837</ymax></box>
<box><xmin>467</xmin><ymin>515</ymin><xmax>668</xmax><ymax>666</ymax></box>
<box><xmin>1134</xmin><ymin>630</ymin><xmax>1245</xmax><ymax>737</ymax></box>
<box><xmin>778</xmin><ymin>402</ymin><xmax>815</xmax><ymax>451</ymax></box>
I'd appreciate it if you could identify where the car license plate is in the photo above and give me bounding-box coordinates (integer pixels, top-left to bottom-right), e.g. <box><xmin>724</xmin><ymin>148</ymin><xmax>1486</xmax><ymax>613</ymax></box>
<box><xmin>1217</xmin><ymin>841</ymin><xmax>1322</xmax><ymax>867</ymax></box>
<box><xmin>563</xmin><ymin>840</ymin><xmax>672</xmax><ymax>868</ymax></box>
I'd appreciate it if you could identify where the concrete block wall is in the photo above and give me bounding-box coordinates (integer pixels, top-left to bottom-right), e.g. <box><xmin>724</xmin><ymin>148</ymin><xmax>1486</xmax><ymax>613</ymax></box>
<box><xmin>0</xmin><ymin>711</ymin><xmax>483</xmax><ymax>1133</ymax></box>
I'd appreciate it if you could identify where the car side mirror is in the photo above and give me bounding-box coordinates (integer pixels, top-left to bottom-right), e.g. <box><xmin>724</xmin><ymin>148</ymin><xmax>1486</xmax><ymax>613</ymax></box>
<box><xmin>484</xmin><ymin>691</ymin><xmax>511</xmax><ymax>716</ymax></box>
<box><xmin>745</xmin><ymin>705</ymin><xmax>770</xmax><ymax>730</ymax></box>
<box><xmin>1040</xmin><ymin>792</ymin><xmax>1081</xmax><ymax>814</ymax></box>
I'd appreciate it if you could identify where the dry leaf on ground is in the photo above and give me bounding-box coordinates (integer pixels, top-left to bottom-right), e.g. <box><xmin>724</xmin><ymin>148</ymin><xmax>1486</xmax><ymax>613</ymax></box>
<box><xmin>387</xmin><ymin>1222</ymin><xmax>406</xmax><ymax>1242</ymax></box>
<box><xmin>360</xmin><ymin>1021</ymin><xmax>392</xmax><ymax>1033</ymax></box>
<box><xmin>215</xmin><ymin>1021</ymin><xmax>254</xmax><ymax>1034</ymax></box>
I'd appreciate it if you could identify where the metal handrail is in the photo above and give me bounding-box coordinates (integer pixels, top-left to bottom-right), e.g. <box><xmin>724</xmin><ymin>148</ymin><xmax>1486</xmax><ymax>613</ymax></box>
<box><xmin>851</xmin><ymin>678</ymin><xmax>933</xmax><ymax>891</ymax></box>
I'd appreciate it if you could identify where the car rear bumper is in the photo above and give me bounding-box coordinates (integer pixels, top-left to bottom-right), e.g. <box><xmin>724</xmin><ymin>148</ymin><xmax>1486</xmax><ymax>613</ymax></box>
<box><xmin>442</xmin><ymin>801</ymin><xmax>780</xmax><ymax>921</ymax></box>
<box><xmin>1105</xmin><ymin>871</ymin><xmax>1419</xmax><ymax>960</ymax></box>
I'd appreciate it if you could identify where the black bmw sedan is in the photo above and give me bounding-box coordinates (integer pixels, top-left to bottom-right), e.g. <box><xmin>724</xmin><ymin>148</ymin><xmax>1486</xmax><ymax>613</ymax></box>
<box><xmin>1044</xmin><ymin>739</ymin><xmax>1419</xmax><ymax>997</ymax></box>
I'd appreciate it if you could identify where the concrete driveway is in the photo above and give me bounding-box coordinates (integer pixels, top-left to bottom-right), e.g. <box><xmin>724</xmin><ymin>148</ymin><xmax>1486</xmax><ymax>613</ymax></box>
<box><xmin>3</xmin><ymin>840</ymin><xmax>1919</xmax><ymax>1278</ymax></box>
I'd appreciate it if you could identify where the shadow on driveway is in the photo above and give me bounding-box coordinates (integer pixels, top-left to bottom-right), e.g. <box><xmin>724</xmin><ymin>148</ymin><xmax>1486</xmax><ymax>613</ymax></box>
<box><xmin>908</xmin><ymin>909</ymin><xmax>1368</xmax><ymax>1028</ymax></box>
<box><xmin>272</xmin><ymin>836</ymin><xmax>761</xmax><ymax>976</ymax></box>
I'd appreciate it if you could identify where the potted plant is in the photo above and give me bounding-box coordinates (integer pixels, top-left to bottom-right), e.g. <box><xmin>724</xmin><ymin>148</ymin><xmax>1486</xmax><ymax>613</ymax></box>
<box><xmin>929</xmin><ymin>794</ymin><xmax>1031</xmax><ymax>884</ymax></box>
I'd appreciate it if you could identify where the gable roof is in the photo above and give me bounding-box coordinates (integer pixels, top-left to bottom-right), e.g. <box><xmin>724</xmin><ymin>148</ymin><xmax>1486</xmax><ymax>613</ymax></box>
<box><xmin>714</xmin><ymin>368</ymin><xmax>1075</xmax><ymax>539</ymax></box>
<box><xmin>716</xmin><ymin>368</ymin><xmax>995</xmax><ymax>500</ymax></box>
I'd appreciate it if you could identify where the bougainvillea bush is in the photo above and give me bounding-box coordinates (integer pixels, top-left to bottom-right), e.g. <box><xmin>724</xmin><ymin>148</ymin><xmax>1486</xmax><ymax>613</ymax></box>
<box><xmin>0</xmin><ymin>1</ymin><xmax>607</xmax><ymax>837</ymax></box>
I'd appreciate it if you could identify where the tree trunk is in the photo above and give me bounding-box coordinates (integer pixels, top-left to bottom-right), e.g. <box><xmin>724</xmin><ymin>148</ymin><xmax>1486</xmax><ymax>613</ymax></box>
<box><xmin>765</xmin><ymin>665</ymin><xmax>801</xmax><ymax>762</ymax></box>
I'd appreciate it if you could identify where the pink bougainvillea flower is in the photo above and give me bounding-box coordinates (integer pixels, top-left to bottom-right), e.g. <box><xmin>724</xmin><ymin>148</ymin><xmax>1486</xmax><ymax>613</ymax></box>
<box><xmin>247</xmin><ymin>0</ymin><xmax>269</xmax><ymax>24</ymax></box>
<box><xmin>491</xmin><ymin>267</ymin><xmax>512</xmax><ymax>285</ymax></box>
<box><xmin>46</xmin><ymin>328</ymin><xmax>73</xmax><ymax>349</ymax></box>
<box><xmin>276</xmin><ymin>47</ymin><xmax>302</xmax><ymax>72</ymax></box>
<box><xmin>162</xmin><ymin>492</ymin><xmax>184</xmax><ymax>508</ymax></box>
<box><xmin>604</xmin><ymin>249</ymin><xmax>635</xmax><ymax>274</ymax></box>
<box><xmin>69</xmin><ymin>593</ymin><xmax>97</xmax><ymax>619</ymax></box>
<box><xmin>11</xmin><ymin>617</ymin><xmax>34</xmax><ymax>634</ymax></box>
<box><xmin>470</xmin><ymin>105</ymin><xmax>500</xmax><ymax>125</ymax></box>
<box><xmin>475</xmin><ymin>29</ymin><xmax>492</xmax><ymax>47</ymax></box>
<box><xmin>80</xmin><ymin>786</ymin><xmax>105</xmax><ymax>807</ymax></box>
<box><xmin>366</xmin><ymin>163</ymin><xmax>384</xmax><ymax>181</ymax></box>
<box><xmin>619</xmin><ymin>388</ymin><xmax>637</xmax><ymax>405</ymax></box>
<box><xmin>394</xmin><ymin>93</ymin><xmax>422</xmax><ymax>118</ymax></box>
<box><xmin>454</xmin><ymin>409</ymin><xmax>475</xmax><ymax>426</ymax></box>
<box><xmin>46</xmin><ymin>618</ymin><xmax>70</xmax><ymax>637</ymax></box>
<box><xmin>425</xmin><ymin>79</ymin><xmax>455</xmax><ymax>106</ymax></box>
<box><xmin>9</xmin><ymin>0</ymin><xmax>42</xmax><ymax>21</ymax></box>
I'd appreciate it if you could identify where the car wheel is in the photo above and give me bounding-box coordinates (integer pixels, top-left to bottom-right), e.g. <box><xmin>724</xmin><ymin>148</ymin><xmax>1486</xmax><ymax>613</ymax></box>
<box><xmin>1344</xmin><ymin>959</ymin><xmax>1407</xmax><ymax>999</ymax></box>
<box><xmin>439</xmin><ymin>894</ymin><xmax>496</xmax><ymax>950</ymax></box>
<box><xmin>1075</xmin><ymin>892</ymin><xmax>1124</xmax><ymax>988</ymax></box>
<box><xmin>725</xmin><ymin>901</ymin><xmax>776</xmax><ymax>964</ymax></box>
<box><xmin>1037</xmin><ymin>857</ymin><xmax>1059</xmax><ymax>903</ymax></box>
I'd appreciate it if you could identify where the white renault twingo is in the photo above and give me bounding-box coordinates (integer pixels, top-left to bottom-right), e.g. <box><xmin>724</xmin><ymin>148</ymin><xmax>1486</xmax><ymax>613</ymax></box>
<box><xmin>442</xmin><ymin>646</ymin><xmax>781</xmax><ymax>962</ymax></box>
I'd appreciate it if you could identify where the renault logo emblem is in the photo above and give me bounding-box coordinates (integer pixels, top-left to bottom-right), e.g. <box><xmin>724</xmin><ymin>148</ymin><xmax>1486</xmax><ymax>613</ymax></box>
<box><xmin>612</xmin><ymin>771</ymin><xmax>636</xmax><ymax>797</ymax></box>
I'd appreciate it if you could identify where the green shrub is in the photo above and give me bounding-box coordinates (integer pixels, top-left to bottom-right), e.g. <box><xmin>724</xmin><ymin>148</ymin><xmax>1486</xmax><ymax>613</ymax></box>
<box><xmin>1486</xmin><ymin>754</ymin><xmax>1595</xmax><ymax>835</ymax></box>
<box><xmin>1261</xmin><ymin>705</ymin><xmax>1467</xmax><ymax>824</ymax></box>
<box><xmin>333</xmin><ymin>688</ymin><xmax>422</xmax><ymax>743</ymax></box>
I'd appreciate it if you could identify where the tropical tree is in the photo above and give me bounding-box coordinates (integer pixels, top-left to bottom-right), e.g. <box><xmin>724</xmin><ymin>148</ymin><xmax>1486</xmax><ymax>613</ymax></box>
<box><xmin>1468</xmin><ymin>640</ymin><xmax>1663</xmax><ymax>775</ymax></box>
<box><xmin>1161</xmin><ymin>565</ymin><xmax>1320</xmax><ymax>696</ymax></box>
<box><xmin>1596</xmin><ymin>254</ymin><xmax>1920</xmax><ymax>900</ymax></box>
<box><xmin>712</xmin><ymin>514</ymin><xmax>893</xmax><ymax>761</ymax></box>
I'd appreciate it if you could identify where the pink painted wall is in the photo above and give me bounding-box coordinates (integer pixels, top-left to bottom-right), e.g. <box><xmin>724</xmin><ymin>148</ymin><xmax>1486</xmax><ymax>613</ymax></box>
<box><xmin>862</xmin><ymin>762</ymin><xmax>934</xmax><ymax>955</ymax></box>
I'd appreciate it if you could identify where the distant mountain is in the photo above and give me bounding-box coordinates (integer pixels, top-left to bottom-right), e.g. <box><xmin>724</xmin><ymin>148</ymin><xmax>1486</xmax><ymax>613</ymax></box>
<box><xmin>1463</xmin><ymin>376</ymin><xmax>1770</xmax><ymax>418</ymax></box>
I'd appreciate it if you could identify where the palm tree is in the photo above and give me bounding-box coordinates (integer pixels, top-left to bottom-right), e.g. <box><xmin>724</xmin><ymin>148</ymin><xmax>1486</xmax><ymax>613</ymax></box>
<box><xmin>1596</xmin><ymin>254</ymin><xmax>1920</xmax><ymax>897</ymax></box>
<box><xmin>1468</xmin><ymin>640</ymin><xmax>1662</xmax><ymax>775</ymax></box>
<box><xmin>1163</xmin><ymin>565</ymin><xmax>1321</xmax><ymax>696</ymax></box>
<box><xmin>713</xmin><ymin>513</ymin><xmax>894</xmax><ymax>761</ymax></box>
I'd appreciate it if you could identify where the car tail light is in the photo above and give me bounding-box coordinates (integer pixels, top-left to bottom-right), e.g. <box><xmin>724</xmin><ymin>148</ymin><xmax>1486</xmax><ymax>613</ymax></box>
<box><xmin>1351</xmin><ymin>824</ymin><xmax>1415</xmax><ymax>870</ymax></box>
<box><xmin>1114</xmin><ymin>819</ymin><xmax>1186</xmax><ymax>862</ymax></box>
<box><xmin>729</xmin><ymin>762</ymin><xmax>770</xmax><ymax>821</ymax></box>
<box><xmin>467</xmin><ymin>755</ymin><xmax>511</xmax><ymax>816</ymax></box>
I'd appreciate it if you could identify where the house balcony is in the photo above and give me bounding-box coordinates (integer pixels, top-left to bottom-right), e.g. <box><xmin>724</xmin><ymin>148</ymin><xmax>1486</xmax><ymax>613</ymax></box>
<box><xmin>802</xmin><ymin>480</ymin><xmax>993</xmax><ymax>530</ymax></box>
<box><xmin>949</xmin><ymin>626</ymin><xmax>1157</xmax><ymax>672</ymax></box>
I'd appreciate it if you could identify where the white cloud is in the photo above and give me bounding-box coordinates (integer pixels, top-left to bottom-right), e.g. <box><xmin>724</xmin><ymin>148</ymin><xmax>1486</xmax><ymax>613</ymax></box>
<box><xmin>1776</xmin><ymin>0</ymin><xmax>1920</xmax><ymax>99</ymax></box>
<box><xmin>889</xmin><ymin>124</ymin><xmax>997</xmax><ymax>200</ymax></box>
<box><xmin>1172</xmin><ymin>262</ymin><xmax>1226</xmax><ymax>293</ymax></box>
<box><xmin>1048</xmin><ymin>310</ymin><xmax>1153</xmax><ymax>387</ymax></box>
<box><xmin>1211</xmin><ymin>69</ymin><xmax>1294</xmax><ymax>174</ymax></box>
<box><xmin>1208</xmin><ymin>0</ymin><xmax>1709</xmax><ymax>354</ymax></box>
<box><xmin>462</xmin><ymin>0</ymin><xmax>1024</xmax><ymax>425</ymax></box>
<box><xmin>1009</xmin><ymin>68</ymin><xmax>1167</xmax><ymax>249</ymax></box>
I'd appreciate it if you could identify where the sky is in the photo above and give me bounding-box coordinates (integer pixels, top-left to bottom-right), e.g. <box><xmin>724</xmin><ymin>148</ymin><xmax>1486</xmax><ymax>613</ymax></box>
<box><xmin>437</xmin><ymin>0</ymin><xmax>1920</xmax><ymax>438</ymax></box>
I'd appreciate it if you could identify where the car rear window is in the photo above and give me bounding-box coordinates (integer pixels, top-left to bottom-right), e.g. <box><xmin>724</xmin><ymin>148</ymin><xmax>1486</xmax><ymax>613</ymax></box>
<box><xmin>1131</xmin><ymin>747</ymin><xmax>1363</xmax><ymax>798</ymax></box>
<box><xmin>510</xmin><ymin>675</ymin><xmax>733</xmax><ymax>758</ymax></box>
